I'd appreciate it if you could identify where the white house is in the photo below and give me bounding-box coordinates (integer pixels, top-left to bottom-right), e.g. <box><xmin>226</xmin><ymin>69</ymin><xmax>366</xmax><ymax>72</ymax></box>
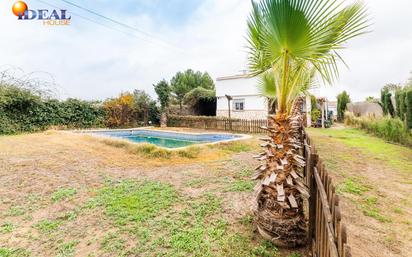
<box><xmin>216</xmin><ymin>72</ymin><xmax>269</xmax><ymax>119</ymax></box>
<box><xmin>216</xmin><ymin>72</ymin><xmax>331</xmax><ymax>127</ymax></box>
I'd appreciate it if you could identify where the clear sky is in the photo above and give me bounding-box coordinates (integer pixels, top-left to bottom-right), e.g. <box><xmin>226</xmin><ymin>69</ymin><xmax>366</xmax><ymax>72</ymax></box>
<box><xmin>1</xmin><ymin>0</ymin><xmax>412</xmax><ymax>102</ymax></box>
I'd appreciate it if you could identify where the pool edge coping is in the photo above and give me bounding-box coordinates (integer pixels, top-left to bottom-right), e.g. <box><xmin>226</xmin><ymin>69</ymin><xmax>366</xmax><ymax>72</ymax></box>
<box><xmin>67</xmin><ymin>127</ymin><xmax>253</xmax><ymax>150</ymax></box>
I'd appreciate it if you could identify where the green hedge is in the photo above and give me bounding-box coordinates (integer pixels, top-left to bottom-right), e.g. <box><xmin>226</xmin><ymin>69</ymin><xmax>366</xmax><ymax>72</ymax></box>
<box><xmin>394</xmin><ymin>87</ymin><xmax>412</xmax><ymax>129</ymax></box>
<box><xmin>381</xmin><ymin>88</ymin><xmax>395</xmax><ymax>117</ymax></box>
<box><xmin>344</xmin><ymin>112</ymin><xmax>412</xmax><ymax>147</ymax></box>
<box><xmin>0</xmin><ymin>85</ymin><xmax>105</xmax><ymax>134</ymax></box>
<box><xmin>406</xmin><ymin>89</ymin><xmax>412</xmax><ymax>129</ymax></box>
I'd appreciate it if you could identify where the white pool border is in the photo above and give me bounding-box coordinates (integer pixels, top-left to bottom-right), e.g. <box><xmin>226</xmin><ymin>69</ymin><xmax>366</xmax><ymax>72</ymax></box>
<box><xmin>71</xmin><ymin>127</ymin><xmax>253</xmax><ymax>150</ymax></box>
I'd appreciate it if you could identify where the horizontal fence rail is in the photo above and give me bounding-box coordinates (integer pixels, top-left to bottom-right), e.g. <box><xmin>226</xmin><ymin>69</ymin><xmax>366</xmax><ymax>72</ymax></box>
<box><xmin>304</xmin><ymin>133</ymin><xmax>351</xmax><ymax>257</ymax></box>
<box><xmin>168</xmin><ymin>115</ymin><xmax>268</xmax><ymax>134</ymax></box>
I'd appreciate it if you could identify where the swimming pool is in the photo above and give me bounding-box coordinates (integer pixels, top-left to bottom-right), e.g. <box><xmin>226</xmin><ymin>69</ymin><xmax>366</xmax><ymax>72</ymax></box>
<box><xmin>90</xmin><ymin>129</ymin><xmax>243</xmax><ymax>149</ymax></box>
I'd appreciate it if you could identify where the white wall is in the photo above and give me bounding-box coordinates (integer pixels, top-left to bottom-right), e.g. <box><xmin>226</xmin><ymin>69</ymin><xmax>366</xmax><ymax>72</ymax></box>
<box><xmin>217</xmin><ymin>95</ymin><xmax>267</xmax><ymax>110</ymax></box>
<box><xmin>216</xmin><ymin>76</ymin><xmax>260</xmax><ymax>97</ymax></box>
<box><xmin>215</xmin><ymin>75</ymin><xmax>269</xmax><ymax>119</ymax></box>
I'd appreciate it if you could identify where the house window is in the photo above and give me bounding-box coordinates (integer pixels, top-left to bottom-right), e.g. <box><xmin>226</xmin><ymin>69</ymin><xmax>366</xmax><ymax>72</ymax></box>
<box><xmin>233</xmin><ymin>99</ymin><xmax>245</xmax><ymax>111</ymax></box>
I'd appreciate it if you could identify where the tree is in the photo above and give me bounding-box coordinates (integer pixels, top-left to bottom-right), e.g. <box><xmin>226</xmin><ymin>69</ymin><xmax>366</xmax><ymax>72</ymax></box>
<box><xmin>170</xmin><ymin>69</ymin><xmax>215</xmax><ymax>113</ymax></box>
<box><xmin>381</xmin><ymin>85</ymin><xmax>395</xmax><ymax>117</ymax></box>
<box><xmin>337</xmin><ymin>91</ymin><xmax>351</xmax><ymax>122</ymax></box>
<box><xmin>247</xmin><ymin>0</ymin><xmax>368</xmax><ymax>247</ymax></box>
<box><xmin>133</xmin><ymin>90</ymin><xmax>153</xmax><ymax>125</ymax></box>
<box><xmin>154</xmin><ymin>80</ymin><xmax>171</xmax><ymax>111</ymax></box>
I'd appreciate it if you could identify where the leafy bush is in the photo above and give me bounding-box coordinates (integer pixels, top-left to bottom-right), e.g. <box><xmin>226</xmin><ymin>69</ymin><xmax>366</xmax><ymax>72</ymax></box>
<box><xmin>344</xmin><ymin>112</ymin><xmax>412</xmax><ymax>146</ymax></box>
<box><xmin>103</xmin><ymin>92</ymin><xmax>159</xmax><ymax>128</ymax></box>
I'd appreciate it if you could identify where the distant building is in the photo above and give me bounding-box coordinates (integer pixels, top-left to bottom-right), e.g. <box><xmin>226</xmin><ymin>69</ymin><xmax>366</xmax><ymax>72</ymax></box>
<box><xmin>347</xmin><ymin>102</ymin><xmax>383</xmax><ymax>117</ymax></box>
<box><xmin>328</xmin><ymin>101</ymin><xmax>337</xmax><ymax>119</ymax></box>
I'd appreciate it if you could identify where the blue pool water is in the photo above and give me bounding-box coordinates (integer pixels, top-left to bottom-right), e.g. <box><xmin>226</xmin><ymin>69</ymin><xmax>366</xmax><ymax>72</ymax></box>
<box><xmin>92</xmin><ymin>130</ymin><xmax>241</xmax><ymax>149</ymax></box>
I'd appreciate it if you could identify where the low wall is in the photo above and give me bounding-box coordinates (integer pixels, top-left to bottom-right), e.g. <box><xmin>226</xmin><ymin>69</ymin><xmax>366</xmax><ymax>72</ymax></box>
<box><xmin>216</xmin><ymin>110</ymin><xmax>268</xmax><ymax>119</ymax></box>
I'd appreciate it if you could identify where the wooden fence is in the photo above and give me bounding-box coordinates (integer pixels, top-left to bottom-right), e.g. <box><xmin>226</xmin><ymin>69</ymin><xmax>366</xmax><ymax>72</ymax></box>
<box><xmin>304</xmin><ymin>133</ymin><xmax>351</xmax><ymax>257</ymax></box>
<box><xmin>168</xmin><ymin>115</ymin><xmax>268</xmax><ymax>134</ymax></box>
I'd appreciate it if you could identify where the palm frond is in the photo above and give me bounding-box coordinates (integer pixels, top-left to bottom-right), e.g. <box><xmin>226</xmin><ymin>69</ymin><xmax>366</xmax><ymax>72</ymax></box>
<box><xmin>247</xmin><ymin>0</ymin><xmax>370</xmax><ymax>115</ymax></box>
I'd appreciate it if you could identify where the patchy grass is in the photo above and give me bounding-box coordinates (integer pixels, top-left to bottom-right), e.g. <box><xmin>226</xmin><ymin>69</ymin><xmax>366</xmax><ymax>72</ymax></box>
<box><xmin>5</xmin><ymin>206</ymin><xmax>25</xmax><ymax>217</ymax></box>
<box><xmin>87</xmin><ymin>180</ymin><xmax>178</xmax><ymax>226</ymax></box>
<box><xmin>226</xmin><ymin>180</ymin><xmax>254</xmax><ymax>192</ymax></box>
<box><xmin>57</xmin><ymin>241</ymin><xmax>79</xmax><ymax>257</ymax></box>
<box><xmin>101</xmin><ymin>232</ymin><xmax>126</xmax><ymax>254</ymax></box>
<box><xmin>210</xmin><ymin>141</ymin><xmax>256</xmax><ymax>153</ymax></box>
<box><xmin>86</xmin><ymin>180</ymin><xmax>281</xmax><ymax>257</ymax></box>
<box><xmin>56</xmin><ymin>209</ymin><xmax>80</xmax><ymax>222</ymax></box>
<box><xmin>34</xmin><ymin>219</ymin><xmax>61</xmax><ymax>233</ymax></box>
<box><xmin>360</xmin><ymin>196</ymin><xmax>392</xmax><ymax>223</ymax></box>
<box><xmin>0</xmin><ymin>248</ymin><xmax>30</xmax><ymax>257</ymax></box>
<box><xmin>393</xmin><ymin>207</ymin><xmax>404</xmax><ymax>214</ymax></box>
<box><xmin>0</xmin><ymin>222</ymin><xmax>14</xmax><ymax>234</ymax></box>
<box><xmin>51</xmin><ymin>188</ymin><xmax>77</xmax><ymax>202</ymax></box>
<box><xmin>185</xmin><ymin>178</ymin><xmax>209</xmax><ymax>188</ymax></box>
<box><xmin>336</xmin><ymin>178</ymin><xmax>371</xmax><ymax>196</ymax></box>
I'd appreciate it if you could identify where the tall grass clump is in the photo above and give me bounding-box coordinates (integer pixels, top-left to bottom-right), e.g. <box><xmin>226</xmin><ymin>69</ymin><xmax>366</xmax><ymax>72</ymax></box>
<box><xmin>345</xmin><ymin>112</ymin><xmax>412</xmax><ymax>146</ymax></box>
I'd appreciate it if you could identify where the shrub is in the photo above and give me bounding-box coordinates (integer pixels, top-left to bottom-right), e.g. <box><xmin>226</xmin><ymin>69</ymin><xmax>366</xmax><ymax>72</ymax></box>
<box><xmin>103</xmin><ymin>93</ymin><xmax>136</xmax><ymax>128</ymax></box>
<box><xmin>344</xmin><ymin>112</ymin><xmax>412</xmax><ymax>146</ymax></box>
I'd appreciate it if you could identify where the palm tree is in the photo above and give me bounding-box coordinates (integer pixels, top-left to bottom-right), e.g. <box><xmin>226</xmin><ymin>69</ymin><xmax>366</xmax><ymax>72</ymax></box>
<box><xmin>247</xmin><ymin>0</ymin><xmax>369</xmax><ymax>247</ymax></box>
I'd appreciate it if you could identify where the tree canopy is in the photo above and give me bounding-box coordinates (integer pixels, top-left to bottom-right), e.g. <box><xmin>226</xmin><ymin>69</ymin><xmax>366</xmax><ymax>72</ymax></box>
<box><xmin>153</xmin><ymin>80</ymin><xmax>171</xmax><ymax>111</ymax></box>
<box><xmin>170</xmin><ymin>69</ymin><xmax>215</xmax><ymax>112</ymax></box>
<box><xmin>337</xmin><ymin>91</ymin><xmax>351</xmax><ymax>122</ymax></box>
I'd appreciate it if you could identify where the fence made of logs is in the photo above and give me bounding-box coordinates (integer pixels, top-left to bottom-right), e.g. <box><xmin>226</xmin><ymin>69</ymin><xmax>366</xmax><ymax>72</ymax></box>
<box><xmin>168</xmin><ymin>115</ymin><xmax>268</xmax><ymax>134</ymax></box>
<box><xmin>304</xmin><ymin>132</ymin><xmax>351</xmax><ymax>257</ymax></box>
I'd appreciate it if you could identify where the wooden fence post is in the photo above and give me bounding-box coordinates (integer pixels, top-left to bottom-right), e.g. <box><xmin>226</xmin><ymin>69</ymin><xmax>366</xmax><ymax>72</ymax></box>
<box><xmin>308</xmin><ymin>151</ymin><xmax>319</xmax><ymax>245</ymax></box>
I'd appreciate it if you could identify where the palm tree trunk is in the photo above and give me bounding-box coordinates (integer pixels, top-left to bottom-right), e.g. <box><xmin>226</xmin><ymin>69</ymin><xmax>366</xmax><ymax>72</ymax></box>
<box><xmin>254</xmin><ymin>113</ymin><xmax>307</xmax><ymax>248</ymax></box>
